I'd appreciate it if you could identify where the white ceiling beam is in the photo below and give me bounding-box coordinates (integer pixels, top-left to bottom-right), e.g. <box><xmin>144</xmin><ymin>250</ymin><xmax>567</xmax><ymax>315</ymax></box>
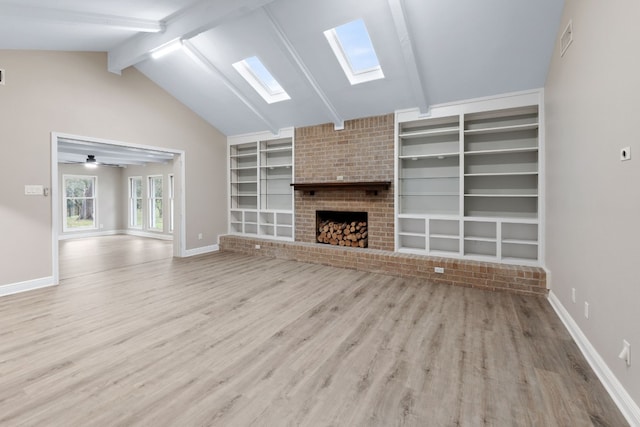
<box><xmin>107</xmin><ymin>0</ymin><xmax>277</xmax><ymax>74</ymax></box>
<box><xmin>387</xmin><ymin>0</ymin><xmax>430</xmax><ymax>114</ymax></box>
<box><xmin>182</xmin><ymin>40</ymin><xmax>280</xmax><ymax>135</ymax></box>
<box><xmin>0</xmin><ymin>4</ymin><xmax>163</xmax><ymax>33</ymax></box>
<box><xmin>262</xmin><ymin>7</ymin><xmax>344</xmax><ymax>131</ymax></box>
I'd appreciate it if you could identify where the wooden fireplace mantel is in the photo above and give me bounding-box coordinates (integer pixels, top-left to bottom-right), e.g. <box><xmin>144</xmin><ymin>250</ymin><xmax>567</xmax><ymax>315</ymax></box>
<box><xmin>290</xmin><ymin>181</ymin><xmax>391</xmax><ymax>196</ymax></box>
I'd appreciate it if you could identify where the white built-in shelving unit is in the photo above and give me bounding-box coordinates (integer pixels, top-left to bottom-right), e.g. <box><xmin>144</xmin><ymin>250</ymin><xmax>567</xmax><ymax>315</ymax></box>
<box><xmin>395</xmin><ymin>91</ymin><xmax>543</xmax><ymax>266</ymax></box>
<box><xmin>228</xmin><ymin>128</ymin><xmax>294</xmax><ymax>241</ymax></box>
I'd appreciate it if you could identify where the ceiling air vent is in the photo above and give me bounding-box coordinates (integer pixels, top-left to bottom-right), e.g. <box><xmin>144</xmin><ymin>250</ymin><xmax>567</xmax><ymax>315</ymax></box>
<box><xmin>560</xmin><ymin>20</ymin><xmax>573</xmax><ymax>57</ymax></box>
<box><xmin>0</xmin><ymin>69</ymin><xmax>4</xmax><ymax>85</ymax></box>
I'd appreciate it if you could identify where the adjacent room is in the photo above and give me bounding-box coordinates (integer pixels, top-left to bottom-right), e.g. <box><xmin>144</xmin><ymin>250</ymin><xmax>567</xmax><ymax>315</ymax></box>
<box><xmin>1</xmin><ymin>0</ymin><xmax>638</xmax><ymax>425</ymax></box>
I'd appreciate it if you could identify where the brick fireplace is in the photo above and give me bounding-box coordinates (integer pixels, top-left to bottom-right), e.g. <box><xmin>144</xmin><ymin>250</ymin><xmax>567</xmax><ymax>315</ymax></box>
<box><xmin>293</xmin><ymin>114</ymin><xmax>395</xmax><ymax>251</ymax></box>
<box><xmin>220</xmin><ymin>113</ymin><xmax>547</xmax><ymax>296</ymax></box>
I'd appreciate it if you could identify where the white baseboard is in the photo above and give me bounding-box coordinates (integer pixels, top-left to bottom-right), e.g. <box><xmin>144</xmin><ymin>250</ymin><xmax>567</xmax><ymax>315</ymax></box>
<box><xmin>123</xmin><ymin>230</ymin><xmax>174</xmax><ymax>241</ymax></box>
<box><xmin>58</xmin><ymin>229</ymin><xmax>124</xmax><ymax>240</ymax></box>
<box><xmin>0</xmin><ymin>276</ymin><xmax>56</xmax><ymax>298</ymax></box>
<box><xmin>184</xmin><ymin>244</ymin><xmax>219</xmax><ymax>257</ymax></box>
<box><xmin>548</xmin><ymin>291</ymin><xmax>640</xmax><ymax>426</ymax></box>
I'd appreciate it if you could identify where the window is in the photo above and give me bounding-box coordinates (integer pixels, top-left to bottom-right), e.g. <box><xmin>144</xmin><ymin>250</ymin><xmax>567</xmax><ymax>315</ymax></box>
<box><xmin>324</xmin><ymin>19</ymin><xmax>384</xmax><ymax>85</ymax></box>
<box><xmin>232</xmin><ymin>56</ymin><xmax>291</xmax><ymax>104</ymax></box>
<box><xmin>63</xmin><ymin>175</ymin><xmax>97</xmax><ymax>232</ymax></box>
<box><xmin>169</xmin><ymin>174</ymin><xmax>175</xmax><ymax>233</ymax></box>
<box><xmin>129</xmin><ymin>177</ymin><xmax>142</xmax><ymax>229</ymax></box>
<box><xmin>148</xmin><ymin>175</ymin><xmax>163</xmax><ymax>231</ymax></box>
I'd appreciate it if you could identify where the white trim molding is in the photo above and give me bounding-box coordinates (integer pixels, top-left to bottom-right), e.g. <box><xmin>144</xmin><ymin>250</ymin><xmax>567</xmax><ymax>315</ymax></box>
<box><xmin>548</xmin><ymin>291</ymin><xmax>640</xmax><ymax>426</ymax></box>
<box><xmin>58</xmin><ymin>229</ymin><xmax>124</xmax><ymax>241</ymax></box>
<box><xmin>125</xmin><ymin>229</ymin><xmax>174</xmax><ymax>241</ymax></box>
<box><xmin>0</xmin><ymin>276</ymin><xmax>56</xmax><ymax>298</ymax></box>
<box><xmin>184</xmin><ymin>244</ymin><xmax>219</xmax><ymax>257</ymax></box>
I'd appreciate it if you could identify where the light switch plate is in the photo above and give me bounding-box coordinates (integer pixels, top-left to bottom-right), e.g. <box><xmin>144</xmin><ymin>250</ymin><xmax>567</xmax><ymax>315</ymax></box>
<box><xmin>24</xmin><ymin>185</ymin><xmax>43</xmax><ymax>195</ymax></box>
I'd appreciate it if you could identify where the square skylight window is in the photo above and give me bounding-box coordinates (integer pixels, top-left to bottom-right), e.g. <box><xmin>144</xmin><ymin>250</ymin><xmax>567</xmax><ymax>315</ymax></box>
<box><xmin>233</xmin><ymin>56</ymin><xmax>290</xmax><ymax>104</ymax></box>
<box><xmin>324</xmin><ymin>19</ymin><xmax>384</xmax><ymax>85</ymax></box>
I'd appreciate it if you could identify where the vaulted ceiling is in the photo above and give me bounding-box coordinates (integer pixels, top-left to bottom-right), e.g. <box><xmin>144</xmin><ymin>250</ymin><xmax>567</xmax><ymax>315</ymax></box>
<box><xmin>0</xmin><ymin>0</ymin><xmax>565</xmax><ymax>136</ymax></box>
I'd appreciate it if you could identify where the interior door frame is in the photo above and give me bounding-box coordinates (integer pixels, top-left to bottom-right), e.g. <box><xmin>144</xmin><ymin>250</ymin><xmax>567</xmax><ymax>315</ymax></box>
<box><xmin>51</xmin><ymin>132</ymin><xmax>187</xmax><ymax>284</ymax></box>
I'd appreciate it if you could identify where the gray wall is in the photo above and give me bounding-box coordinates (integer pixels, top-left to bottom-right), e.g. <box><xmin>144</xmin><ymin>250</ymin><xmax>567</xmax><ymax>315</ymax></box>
<box><xmin>0</xmin><ymin>50</ymin><xmax>227</xmax><ymax>287</ymax></box>
<box><xmin>545</xmin><ymin>0</ymin><xmax>640</xmax><ymax>406</ymax></box>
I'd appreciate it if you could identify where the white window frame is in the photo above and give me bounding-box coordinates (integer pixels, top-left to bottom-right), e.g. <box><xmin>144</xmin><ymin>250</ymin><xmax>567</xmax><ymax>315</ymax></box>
<box><xmin>232</xmin><ymin>56</ymin><xmax>291</xmax><ymax>104</ymax></box>
<box><xmin>128</xmin><ymin>176</ymin><xmax>143</xmax><ymax>229</ymax></box>
<box><xmin>324</xmin><ymin>19</ymin><xmax>384</xmax><ymax>85</ymax></box>
<box><xmin>62</xmin><ymin>174</ymin><xmax>98</xmax><ymax>232</ymax></box>
<box><xmin>148</xmin><ymin>175</ymin><xmax>163</xmax><ymax>232</ymax></box>
<box><xmin>169</xmin><ymin>174</ymin><xmax>175</xmax><ymax>233</ymax></box>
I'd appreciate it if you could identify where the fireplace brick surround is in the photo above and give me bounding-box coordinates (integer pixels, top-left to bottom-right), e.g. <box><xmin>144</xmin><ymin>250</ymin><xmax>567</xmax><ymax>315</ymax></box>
<box><xmin>220</xmin><ymin>113</ymin><xmax>547</xmax><ymax>296</ymax></box>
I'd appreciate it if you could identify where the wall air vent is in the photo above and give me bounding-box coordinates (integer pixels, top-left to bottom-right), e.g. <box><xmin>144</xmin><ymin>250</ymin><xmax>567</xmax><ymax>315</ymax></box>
<box><xmin>560</xmin><ymin>20</ymin><xmax>573</xmax><ymax>57</ymax></box>
<box><xmin>0</xmin><ymin>69</ymin><xmax>4</xmax><ymax>85</ymax></box>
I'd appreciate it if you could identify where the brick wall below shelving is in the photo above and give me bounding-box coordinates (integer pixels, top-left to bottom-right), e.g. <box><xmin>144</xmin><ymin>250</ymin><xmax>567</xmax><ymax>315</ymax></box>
<box><xmin>219</xmin><ymin>235</ymin><xmax>547</xmax><ymax>297</ymax></box>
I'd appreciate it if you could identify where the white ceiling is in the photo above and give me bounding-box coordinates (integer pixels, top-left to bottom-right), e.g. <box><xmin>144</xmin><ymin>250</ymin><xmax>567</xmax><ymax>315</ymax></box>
<box><xmin>0</xmin><ymin>0</ymin><xmax>565</xmax><ymax>136</ymax></box>
<box><xmin>58</xmin><ymin>138</ymin><xmax>175</xmax><ymax>167</ymax></box>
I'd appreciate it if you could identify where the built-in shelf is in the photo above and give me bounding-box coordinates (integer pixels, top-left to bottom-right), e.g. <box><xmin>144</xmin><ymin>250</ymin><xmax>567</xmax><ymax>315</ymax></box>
<box><xmin>291</xmin><ymin>181</ymin><xmax>391</xmax><ymax>196</ymax></box>
<box><xmin>229</xmin><ymin>130</ymin><xmax>294</xmax><ymax>241</ymax></box>
<box><xmin>396</xmin><ymin>96</ymin><xmax>542</xmax><ymax>266</ymax></box>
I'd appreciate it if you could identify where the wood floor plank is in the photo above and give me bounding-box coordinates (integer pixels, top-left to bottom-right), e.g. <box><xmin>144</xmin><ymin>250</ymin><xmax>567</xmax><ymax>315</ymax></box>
<box><xmin>0</xmin><ymin>235</ymin><xmax>628</xmax><ymax>426</ymax></box>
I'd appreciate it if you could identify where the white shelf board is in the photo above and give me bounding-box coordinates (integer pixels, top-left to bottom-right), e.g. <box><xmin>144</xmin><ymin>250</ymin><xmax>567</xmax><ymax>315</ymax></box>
<box><xmin>464</xmin><ymin>147</ymin><xmax>538</xmax><ymax>156</ymax></box>
<box><xmin>230</xmin><ymin>153</ymin><xmax>257</xmax><ymax>158</ymax></box>
<box><xmin>464</xmin><ymin>194</ymin><xmax>538</xmax><ymax>198</ymax></box>
<box><xmin>399</xmin><ymin>152</ymin><xmax>460</xmax><ymax>160</ymax></box>
<box><xmin>232</xmin><ymin>193</ymin><xmax>257</xmax><ymax>196</ymax></box>
<box><xmin>230</xmin><ymin>166</ymin><xmax>258</xmax><ymax>171</ymax></box>
<box><xmin>261</xmin><ymin>164</ymin><xmax>292</xmax><ymax>168</ymax></box>
<box><xmin>230</xmin><ymin>180</ymin><xmax>258</xmax><ymax>184</ymax></box>
<box><xmin>399</xmin><ymin>176</ymin><xmax>460</xmax><ymax>180</ymax></box>
<box><xmin>464</xmin><ymin>123</ymin><xmax>538</xmax><ymax>135</ymax></box>
<box><xmin>430</xmin><ymin>234</ymin><xmax>459</xmax><ymax>240</ymax></box>
<box><xmin>402</xmin><ymin>192</ymin><xmax>459</xmax><ymax>196</ymax></box>
<box><xmin>261</xmin><ymin>147</ymin><xmax>292</xmax><ymax>153</ymax></box>
<box><xmin>398</xmin><ymin>232</ymin><xmax>426</xmax><ymax>237</ymax></box>
<box><xmin>464</xmin><ymin>237</ymin><xmax>497</xmax><ymax>243</ymax></box>
<box><xmin>502</xmin><ymin>239</ymin><xmax>538</xmax><ymax>246</ymax></box>
<box><xmin>464</xmin><ymin>172</ymin><xmax>538</xmax><ymax>177</ymax></box>
<box><xmin>464</xmin><ymin>216</ymin><xmax>538</xmax><ymax>224</ymax></box>
<box><xmin>399</xmin><ymin>127</ymin><xmax>459</xmax><ymax>139</ymax></box>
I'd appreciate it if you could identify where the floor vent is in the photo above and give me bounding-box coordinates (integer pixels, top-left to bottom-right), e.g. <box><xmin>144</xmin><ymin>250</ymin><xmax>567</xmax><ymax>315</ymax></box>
<box><xmin>561</xmin><ymin>20</ymin><xmax>573</xmax><ymax>57</ymax></box>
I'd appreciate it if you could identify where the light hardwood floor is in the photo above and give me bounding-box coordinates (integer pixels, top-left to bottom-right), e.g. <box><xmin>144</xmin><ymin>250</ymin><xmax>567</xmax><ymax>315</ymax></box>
<box><xmin>0</xmin><ymin>235</ymin><xmax>627</xmax><ymax>426</ymax></box>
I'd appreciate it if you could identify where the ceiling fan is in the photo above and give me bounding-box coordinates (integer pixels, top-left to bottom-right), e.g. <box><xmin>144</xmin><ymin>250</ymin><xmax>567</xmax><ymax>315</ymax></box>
<box><xmin>60</xmin><ymin>154</ymin><xmax>123</xmax><ymax>168</ymax></box>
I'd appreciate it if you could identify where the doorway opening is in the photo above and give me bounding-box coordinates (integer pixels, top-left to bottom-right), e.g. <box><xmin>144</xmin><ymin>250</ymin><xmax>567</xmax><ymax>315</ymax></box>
<box><xmin>51</xmin><ymin>132</ymin><xmax>186</xmax><ymax>284</ymax></box>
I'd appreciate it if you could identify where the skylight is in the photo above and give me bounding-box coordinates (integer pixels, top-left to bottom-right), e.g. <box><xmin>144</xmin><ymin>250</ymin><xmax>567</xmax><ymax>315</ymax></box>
<box><xmin>233</xmin><ymin>56</ymin><xmax>290</xmax><ymax>104</ymax></box>
<box><xmin>324</xmin><ymin>19</ymin><xmax>384</xmax><ymax>85</ymax></box>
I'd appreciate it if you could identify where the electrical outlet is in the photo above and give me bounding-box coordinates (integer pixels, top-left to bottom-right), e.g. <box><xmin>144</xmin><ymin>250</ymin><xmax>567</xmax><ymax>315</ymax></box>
<box><xmin>584</xmin><ymin>302</ymin><xmax>589</xmax><ymax>319</ymax></box>
<box><xmin>619</xmin><ymin>340</ymin><xmax>631</xmax><ymax>367</ymax></box>
<box><xmin>571</xmin><ymin>288</ymin><xmax>576</xmax><ymax>303</ymax></box>
<box><xmin>621</xmin><ymin>147</ymin><xmax>631</xmax><ymax>161</ymax></box>
<box><xmin>434</xmin><ymin>267</ymin><xmax>444</xmax><ymax>274</ymax></box>
<box><xmin>198</xmin><ymin>233</ymin><xmax>203</xmax><ymax>240</ymax></box>
<box><xmin>255</xmin><ymin>244</ymin><xmax>261</xmax><ymax>249</ymax></box>
<box><xmin>336</xmin><ymin>175</ymin><xmax>344</xmax><ymax>181</ymax></box>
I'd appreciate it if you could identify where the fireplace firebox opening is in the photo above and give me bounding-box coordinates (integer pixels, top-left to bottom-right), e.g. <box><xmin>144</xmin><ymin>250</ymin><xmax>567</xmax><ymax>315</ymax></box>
<box><xmin>316</xmin><ymin>210</ymin><xmax>368</xmax><ymax>248</ymax></box>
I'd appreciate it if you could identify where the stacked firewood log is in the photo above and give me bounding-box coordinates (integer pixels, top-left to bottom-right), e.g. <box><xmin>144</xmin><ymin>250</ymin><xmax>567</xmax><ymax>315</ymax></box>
<box><xmin>317</xmin><ymin>220</ymin><xmax>368</xmax><ymax>248</ymax></box>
